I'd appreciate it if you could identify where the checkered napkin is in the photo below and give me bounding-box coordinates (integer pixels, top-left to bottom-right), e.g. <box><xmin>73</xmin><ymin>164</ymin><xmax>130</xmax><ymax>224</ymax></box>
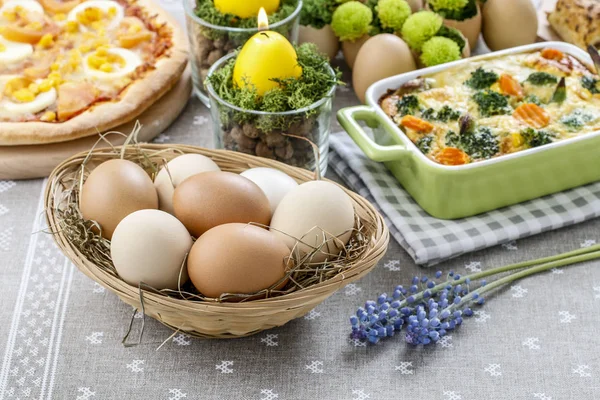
<box><xmin>329</xmin><ymin>132</ymin><xmax>600</xmax><ymax>266</ymax></box>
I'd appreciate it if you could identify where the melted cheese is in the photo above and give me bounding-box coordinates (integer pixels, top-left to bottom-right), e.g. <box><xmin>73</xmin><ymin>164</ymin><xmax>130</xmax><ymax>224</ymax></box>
<box><xmin>382</xmin><ymin>51</ymin><xmax>600</xmax><ymax>165</ymax></box>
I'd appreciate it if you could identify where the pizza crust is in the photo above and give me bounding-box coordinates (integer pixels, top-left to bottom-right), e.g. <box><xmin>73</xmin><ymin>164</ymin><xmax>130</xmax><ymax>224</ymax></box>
<box><xmin>548</xmin><ymin>0</ymin><xmax>600</xmax><ymax>50</ymax></box>
<box><xmin>0</xmin><ymin>0</ymin><xmax>189</xmax><ymax>146</ymax></box>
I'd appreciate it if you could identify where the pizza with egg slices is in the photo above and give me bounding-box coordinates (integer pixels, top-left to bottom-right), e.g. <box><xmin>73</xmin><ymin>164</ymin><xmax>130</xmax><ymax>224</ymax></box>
<box><xmin>0</xmin><ymin>0</ymin><xmax>188</xmax><ymax>145</ymax></box>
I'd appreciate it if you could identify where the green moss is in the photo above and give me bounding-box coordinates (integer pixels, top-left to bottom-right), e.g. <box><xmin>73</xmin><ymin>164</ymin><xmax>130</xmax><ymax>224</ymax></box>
<box><xmin>376</xmin><ymin>0</ymin><xmax>412</xmax><ymax>31</ymax></box>
<box><xmin>420</xmin><ymin>36</ymin><xmax>461</xmax><ymax>67</ymax></box>
<box><xmin>429</xmin><ymin>0</ymin><xmax>479</xmax><ymax>21</ymax></box>
<box><xmin>400</xmin><ymin>11</ymin><xmax>443</xmax><ymax>50</ymax></box>
<box><xmin>436</xmin><ymin>25</ymin><xmax>466</xmax><ymax>52</ymax></box>
<box><xmin>194</xmin><ymin>0</ymin><xmax>298</xmax><ymax>29</ymax></box>
<box><xmin>300</xmin><ymin>0</ymin><xmax>336</xmax><ymax>28</ymax></box>
<box><xmin>206</xmin><ymin>43</ymin><xmax>341</xmax><ymax>130</ymax></box>
<box><xmin>331</xmin><ymin>1</ymin><xmax>373</xmax><ymax>41</ymax></box>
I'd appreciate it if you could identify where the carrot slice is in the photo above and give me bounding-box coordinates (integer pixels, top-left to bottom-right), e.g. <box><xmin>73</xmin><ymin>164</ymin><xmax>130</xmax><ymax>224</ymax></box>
<box><xmin>499</xmin><ymin>74</ymin><xmax>524</xmax><ymax>98</ymax></box>
<box><xmin>436</xmin><ymin>147</ymin><xmax>470</xmax><ymax>166</ymax></box>
<box><xmin>400</xmin><ymin>115</ymin><xmax>434</xmax><ymax>133</ymax></box>
<box><xmin>513</xmin><ymin>103</ymin><xmax>550</xmax><ymax>129</ymax></box>
<box><xmin>541</xmin><ymin>48</ymin><xmax>564</xmax><ymax>61</ymax></box>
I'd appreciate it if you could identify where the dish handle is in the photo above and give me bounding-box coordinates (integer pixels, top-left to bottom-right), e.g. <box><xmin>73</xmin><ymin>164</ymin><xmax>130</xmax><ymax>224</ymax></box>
<box><xmin>337</xmin><ymin>106</ymin><xmax>409</xmax><ymax>162</ymax></box>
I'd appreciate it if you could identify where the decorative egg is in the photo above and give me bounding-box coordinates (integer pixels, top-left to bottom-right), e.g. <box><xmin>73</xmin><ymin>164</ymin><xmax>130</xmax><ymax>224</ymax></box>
<box><xmin>407</xmin><ymin>0</ymin><xmax>424</xmax><ymax>12</ymax></box>
<box><xmin>187</xmin><ymin>223</ymin><xmax>290</xmax><ymax>298</ymax></box>
<box><xmin>111</xmin><ymin>210</ymin><xmax>193</xmax><ymax>290</ymax></box>
<box><xmin>442</xmin><ymin>4</ymin><xmax>482</xmax><ymax>50</ymax></box>
<box><xmin>482</xmin><ymin>0</ymin><xmax>538</xmax><ymax>51</ymax></box>
<box><xmin>342</xmin><ymin>35</ymin><xmax>369</xmax><ymax>69</ymax></box>
<box><xmin>213</xmin><ymin>0</ymin><xmax>280</xmax><ymax>19</ymax></box>
<box><xmin>154</xmin><ymin>154</ymin><xmax>221</xmax><ymax>215</ymax></box>
<box><xmin>80</xmin><ymin>159</ymin><xmax>158</xmax><ymax>239</ymax></box>
<box><xmin>269</xmin><ymin>181</ymin><xmax>355</xmax><ymax>263</ymax></box>
<box><xmin>240</xmin><ymin>167</ymin><xmax>298</xmax><ymax>215</ymax></box>
<box><xmin>298</xmin><ymin>24</ymin><xmax>340</xmax><ymax>60</ymax></box>
<box><xmin>353</xmin><ymin>34</ymin><xmax>416</xmax><ymax>103</ymax></box>
<box><xmin>173</xmin><ymin>171</ymin><xmax>271</xmax><ymax>237</ymax></box>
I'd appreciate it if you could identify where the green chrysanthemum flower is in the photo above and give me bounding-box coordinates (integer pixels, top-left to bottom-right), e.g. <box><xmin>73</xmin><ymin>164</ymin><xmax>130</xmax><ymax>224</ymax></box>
<box><xmin>331</xmin><ymin>1</ymin><xmax>373</xmax><ymax>41</ymax></box>
<box><xmin>420</xmin><ymin>36</ymin><xmax>461</xmax><ymax>67</ymax></box>
<box><xmin>376</xmin><ymin>0</ymin><xmax>412</xmax><ymax>32</ymax></box>
<box><xmin>400</xmin><ymin>11</ymin><xmax>443</xmax><ymax>50</ymax></box>
<box><xmin>428</xmin><ymin>0</ymin><xmax>469</xmax><ymax>11</ymax></box>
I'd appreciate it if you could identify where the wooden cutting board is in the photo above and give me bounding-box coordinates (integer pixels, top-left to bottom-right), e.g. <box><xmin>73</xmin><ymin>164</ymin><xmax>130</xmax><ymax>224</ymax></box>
<box><xmin>0</xmin><ymin>66</ymin><xmax>192</xmax><ymax>180</ymax></box>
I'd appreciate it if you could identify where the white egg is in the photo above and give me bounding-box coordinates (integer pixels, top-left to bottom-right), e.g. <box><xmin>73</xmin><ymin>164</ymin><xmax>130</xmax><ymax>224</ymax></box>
<box><xmin>67</xmin><ymin>0</ymin><xmax>124</xmax><ymax>31</ymax></box>
<box><xmin>240</xmin><ymin>168</ymin><xmax>298</xmax><ymax>215</ymax></box>
<box><xmin>0</xmin><ymin>37</ymin><xmax>33</xmax><ymax>64</ymax></box>
<box><xmin>0</xmin><ymin>87</ymin><xmax>56</xmax><ymax>118</ymax></box>
<box><xmin>270</xmin><ymin>180</ymin><xmax>355</xmax><ymax>263</ymax></box>
<box><xmin>111</xmin><ymin>209</ymin><xmax>193</xmax><ymax>290</ymax></box>
<box><xmin>154</xmin><ymin>154</ymin><xmax>221</xmax><ymax>215</ymax></box>
<box><xmin>83</xmin><ymin>47</ymin><xmax>142</xmax><ymax>81</ymax></box>
<box><xmin>0</xmin><ymin>0</ymin><xmax>44</xmax><ymax>19</ymax></box>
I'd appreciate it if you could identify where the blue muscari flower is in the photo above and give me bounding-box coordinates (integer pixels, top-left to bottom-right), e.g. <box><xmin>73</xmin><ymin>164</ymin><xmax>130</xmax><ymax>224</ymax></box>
<box><xmin>435</xmin><ymin>271</ymin><xmax>442</xmax><ymax>279</ymax></box>
<box><xmin>349</xmin><ymin>269</ymin><xmax>490</xmax><ymax>346</ymax></box>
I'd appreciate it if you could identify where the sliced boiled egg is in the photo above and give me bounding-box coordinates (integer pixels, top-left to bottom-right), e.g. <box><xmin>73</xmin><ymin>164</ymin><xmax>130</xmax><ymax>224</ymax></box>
<box><xmin>0</xmin><ymin>0</ymin><xmax>45</xmax><ymax>20</ymax></box>
<box><xmin>2</xmin><ymin>87</ymin><xmax>56</xmax><ymax>115</ymax></box>
<box><xmin>83</xmin><ymin>47</ymin><xmax>142</xmax><ymax>81</ymax></box>
<box><xmin>67</xmin><ymin>0</ymin><xmax>124</xmax><ymax>32</ymax></box>
<box><xmin>0</xmin><ymin>36</ymin><xmax>33</xmax><ymax>64</ymax></box>
<box><xmin>0</xmin><ymin>76</ymin><xmax>57</xmax><ymax>118</ymax></box>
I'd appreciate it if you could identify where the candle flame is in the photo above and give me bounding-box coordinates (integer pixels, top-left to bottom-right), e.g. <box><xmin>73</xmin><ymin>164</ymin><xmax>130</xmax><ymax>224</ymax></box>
<box><xmin>257</xmin><ymin>7</ymin><xmax>268</xmax><ymax>31</ymax></box>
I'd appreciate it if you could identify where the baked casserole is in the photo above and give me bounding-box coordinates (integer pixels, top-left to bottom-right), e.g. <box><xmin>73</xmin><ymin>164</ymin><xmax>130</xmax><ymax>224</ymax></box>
<box><xmin>379</xmin><ymin>48</ymin><xmax>600</xmax><ymax>166</ymax></box>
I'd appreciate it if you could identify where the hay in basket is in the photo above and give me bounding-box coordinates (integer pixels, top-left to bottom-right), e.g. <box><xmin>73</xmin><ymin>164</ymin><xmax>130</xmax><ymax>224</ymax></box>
<box><xmin>45</xmin><ymin>134</ymin><xmax>389</xmax><ymax>340</ymax></box>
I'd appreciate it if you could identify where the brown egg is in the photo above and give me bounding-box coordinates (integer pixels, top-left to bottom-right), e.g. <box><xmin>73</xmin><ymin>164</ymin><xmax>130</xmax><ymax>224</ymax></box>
<box><xmin>443</xmin><ymin>4</ymin><xmax>482</xmax><ymax>50</ymax></box>
<box><xmin>353</xmin><ymin>34</ymin><xmax>416</xmax><ymax>103</ymax></box>
<box><xmin>173</xmin><ymin>171</ymin><xmax>271</xmax><ymax>237</ymax></box>
<box><xmin>80</xmin><ymin>159</ymin><xmax>158</xmax><ymax>239</ymax></box>
<box><xmin>342</xmin><ymin>35</ymin><xmax>369</xmax><ymax>69</ymax></box>
<box><xmin>407</xmin><ymin>0</ymin><xmax>423</xmax><ymax>12</ymax></box>
<box><xmin>482</xmin><ymin>0</ymin><xmax>538</xmax><ymax>51</ymax></box>
<box><xmin>298</xmin><ymin>24</ymin><xmax>340</xmax><ymax>60</ymax></box>
<box><xmin>187</xmin><ymin>223</ymin><xmax>290</xmax><ymax>298</ymax></box>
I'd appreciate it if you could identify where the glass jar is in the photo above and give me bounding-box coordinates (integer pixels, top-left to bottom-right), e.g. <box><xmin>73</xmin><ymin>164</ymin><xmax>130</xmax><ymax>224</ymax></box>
<box><xmin>183</xmin><ymin>0</ymin><xmax>302</xmax><ymax>106</ymax></box>
<box><xmin>205</xmin><ymin>53</ymin><xmax>336</xmax><ymax>175</ymax></box>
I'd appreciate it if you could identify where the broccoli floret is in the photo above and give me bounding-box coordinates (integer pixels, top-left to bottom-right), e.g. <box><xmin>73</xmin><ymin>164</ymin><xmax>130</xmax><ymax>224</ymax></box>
<box><xmin>525</xmin><ymin>72</ymin><xmax>558</xmax><ymax>86</ymax></box>
<box><xmin>437</xmin><ymin>105</ymin><xmax>462</xmax><ymax>122</ymax></box>
<box><xmin>421</xmin><ymin>108</ymin><xmax>436</xmax><ymax>120</ymax></box>
<box><xmin>331</xmin><ymin>1</ymin><xmax>373</xmax><ymax>41</ymax></box>
<box><xmin>420</xmin><ymin>36</ymin><xmax>461</xmax><ymax>67</ymax></box>
<box><xmin>397</xmin><ymin>95</ymin><xmax>420</xmax><ymax>116</ymax></box>
<box><xmin>522</xmin><ymin>94</ymin><xmax>542</xmax><ymax>106</ymax></box>
<box><xmin>473</xmin><ymin>90</ymin><xmax>512</xmax><ymax>117</ymax></box>
<box><xmin>422</xmin><ymin>105</ymin><xmax>461</xmax><ymax>121</ymax></box>
<box><xmin>464</xmin><ymin>67</ymin><xmax>499</xmax><ymax>90</ymax></box>
<box><xmin>400</xmin><ymin>11</ymin><xmax>443</xmax><ymax>50</ymax></box>
<box><xmin>560</xmin><ymin>109</ymin><xmax>594</xmax><ymax>131</ymax></box>
<box><xmin>445</xmin><ymin>126</ymin><xmax>499</xmax><ymax>159</ymax></box>
<box><xmin>429</xmin><ymin>0</ymin><xmax>479</xmax><ymax>21</ymax></box>
<box><xmin>582</xmin><ymin>75</ymin><xmax>600</xmax><ymax>94</ymax></box>
<box><xmin>416</xmin><ymin>135</ymin><xmax>434</xmax><ymax>154</ymax></box>
<box><xmin>521</xmin><ymin>128</ymin><xmax>555</xmax><ymax>148</ymax></box>
<box><xmin>375</xmin><ymin>0</ymin><xmax>412</xmax><ymax>32</ymax></box>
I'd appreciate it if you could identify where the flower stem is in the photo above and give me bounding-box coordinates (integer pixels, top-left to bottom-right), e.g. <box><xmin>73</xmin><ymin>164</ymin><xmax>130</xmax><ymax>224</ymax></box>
<box><xmin>452</xmin><ymin>249</ymin><xmax>600</xmax><ymax>309</ymax></box>
<box><xmin>403</xmin><ymin>244</ymin><xmax>600</xmax><ymax>308</ymax></box>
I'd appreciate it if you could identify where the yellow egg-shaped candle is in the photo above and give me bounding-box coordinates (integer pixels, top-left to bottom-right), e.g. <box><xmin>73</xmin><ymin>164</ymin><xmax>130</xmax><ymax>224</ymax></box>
<box><xmin>233</xmin><ymin>30</ymin><xmax>302</xmax><ymax>96</ymax></box>
<box><xmin>214</xmin><ymin>0</ymin><xmax>280</xmax><ymax>19</ymax></box>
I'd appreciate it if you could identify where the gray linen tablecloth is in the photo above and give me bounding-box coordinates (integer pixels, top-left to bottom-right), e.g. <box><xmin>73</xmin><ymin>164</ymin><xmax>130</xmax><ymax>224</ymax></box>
<box><xmin>2</xmin><ymin>2</ymin><xmax>600</xmax><ymax>399</ymax></box>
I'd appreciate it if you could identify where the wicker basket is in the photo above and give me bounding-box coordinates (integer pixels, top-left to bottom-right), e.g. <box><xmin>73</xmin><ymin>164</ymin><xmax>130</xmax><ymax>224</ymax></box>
<box><xmin>45</xmin><ymin>144</ymin><xmax>389</xmax><ymax>339</ymax></box>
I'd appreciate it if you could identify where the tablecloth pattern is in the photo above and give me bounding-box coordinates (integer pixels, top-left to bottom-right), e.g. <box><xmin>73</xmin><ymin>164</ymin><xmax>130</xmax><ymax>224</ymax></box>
<box><xmin>2</xmin><ymin>2</ymin><xmax>600</xmax><ymax>399</ymax></box>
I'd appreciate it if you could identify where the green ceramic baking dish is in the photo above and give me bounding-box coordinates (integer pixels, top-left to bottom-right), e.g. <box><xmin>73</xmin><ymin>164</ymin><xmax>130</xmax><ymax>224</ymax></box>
<box><xmin>337</xmin><ymin>42</ymin><xmax>600</xmax><ymax>220</ymax></box>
